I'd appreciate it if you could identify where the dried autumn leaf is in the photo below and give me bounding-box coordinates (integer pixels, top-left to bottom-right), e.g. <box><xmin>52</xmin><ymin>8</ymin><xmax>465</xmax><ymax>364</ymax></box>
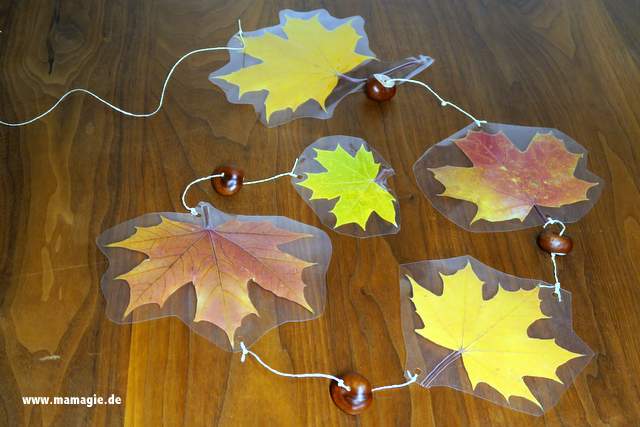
<box><xmin>296</xmin><ymin>144</ymin><xmax>397</xmax><ymax>229</ymax></box>
<box><xmin>429</xmin><ymin>131</ymin><xmax>598</xmax><ymax>223</ymax></box>
<box><xmin>408</xmin><ymin>262</ymin><xmax>583</xmax><ymax>408</ymax></box>
<box><xmin>214</xmin><ymin>12</ymin><xmax>373</xmax><ymax>120</ymax></box>
<box><xmin>107</xmin><ymin>215</ymin><xmax>316</xmax><ymax>344</ymax></box>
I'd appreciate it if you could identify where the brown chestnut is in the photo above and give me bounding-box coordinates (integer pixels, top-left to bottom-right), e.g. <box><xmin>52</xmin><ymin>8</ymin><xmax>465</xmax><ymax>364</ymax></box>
<box><xmin>211</xmin><ymin>166</ymin><xmax>244</xmax><ymax>196</ymax></box>
<box><xmin>365</xmin><ymin>77</ymin><xmax>396</xmax><ymax>101</ymax></box>
<box><xmin>538</xmin><ymin>229</ymin><xmax>573</xmax><ymax>254</ymax></box>
<box><xmin>330</xmin><ymin>372</ymin><xmax>373</xmax><ymax>415</ymax></box>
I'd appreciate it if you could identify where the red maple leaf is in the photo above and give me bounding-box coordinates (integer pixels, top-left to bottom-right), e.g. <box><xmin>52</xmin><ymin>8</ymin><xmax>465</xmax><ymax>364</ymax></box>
<box><xmin>429</xmin><ymin>131</ymin><xmax>598</xmax><ymax>223</ymax></box>
<box><xmin>108</xmin><ymin>216</ymin><xmax>315</xmax><ymax>344</ymax></box>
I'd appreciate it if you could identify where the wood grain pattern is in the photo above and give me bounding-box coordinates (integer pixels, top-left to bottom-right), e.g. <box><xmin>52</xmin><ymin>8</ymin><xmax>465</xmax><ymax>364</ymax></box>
<box><xmin>1</xmin><ymin>0</ymin><xmax>639</xmax><ymax>425</ymax></box>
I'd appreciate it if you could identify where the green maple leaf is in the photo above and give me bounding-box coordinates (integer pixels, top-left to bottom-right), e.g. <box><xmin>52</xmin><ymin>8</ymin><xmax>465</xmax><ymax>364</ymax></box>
<box><xmin>297</xmin><ymin>145</ymin><xmax>397</xmax><ymax>229</ymax></box>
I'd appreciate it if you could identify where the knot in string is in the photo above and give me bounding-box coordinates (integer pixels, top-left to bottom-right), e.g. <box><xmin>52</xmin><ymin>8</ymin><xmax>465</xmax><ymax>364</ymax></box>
<box><xmin>240</xmin><ymin>341</ymin><xmax>249</xmax><ymax>363</ymax></box>
<box><xmin>371</xmin><ymin>370</ymin><xmax>419</xmax><ymax>392</ymax></box>
<box><xmin>235</xmin><ymin>19</ymin><xmax>246</xmax><ymax>46</ymax></box>
<box><xmin>538</xmin><ymin>280</ymin><xmax>563</xmax><ymax>302</ymax></box>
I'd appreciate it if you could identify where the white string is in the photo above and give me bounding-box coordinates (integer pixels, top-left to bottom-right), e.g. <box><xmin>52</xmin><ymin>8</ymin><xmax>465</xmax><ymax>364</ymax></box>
<box><xmin>371</xmin><ymin>371</ymin><xmax>418</xmax><ymax>392</ymax></box>
<box><xmin>543</xmin><ymin>217</ymin><xmax>566</xmax><ymax>236</ymax></box>
<box><xmin>374</xmin><ymin>74</ymin><xmax>487</xmax><ymax>128</ymax></box>
<box><xmin>236</xmin><ymin>19</ymin><xmax>245</xmax><ymax>46</ymax></box>
<box><xmin>180</xmin><ymin>158</ymin><xmax>299</xmax><ymax>215</ymax></box>
<box><xmin>239</xmin><ymin>342</ymin><xmax>350</xmax><ymax>391</ymax></box>
<box><xmin>181</xmin><ymin>173</ymin><xmax>223</xmax><ymax>216</ymax></box>
<box><xmin>538</xmin><ymin>218</ymin><xmax>566</xmax><ymax>302</ymax></box>
<box><xmin>244</xmin><ymin>158</ymin><xmax>300</xmax><ymax>185</ymax></box>
<box><xmin>0</xmin><ymin>21</ymin><xmax>245</xmax><ymax>127</ymax></box>
<box><xmin>537</xmin><ymin>252</ymin><xmax>564</xmax><ymax>301</ymax></box>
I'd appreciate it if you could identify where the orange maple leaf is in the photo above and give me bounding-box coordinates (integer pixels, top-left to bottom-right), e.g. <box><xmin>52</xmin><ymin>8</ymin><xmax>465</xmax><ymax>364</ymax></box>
<box><xmin>429</xmin><ymin>131</ymin><xmax>598</xmax><ymax>223</ymax></box>
<box><xmin>108</xmin><ymin>216</ymin><xmax>315</xmax><ymax>344</ymax></box>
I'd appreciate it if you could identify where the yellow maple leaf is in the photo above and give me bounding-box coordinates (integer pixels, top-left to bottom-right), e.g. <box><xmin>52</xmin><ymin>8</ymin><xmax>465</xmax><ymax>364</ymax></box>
<box><xmin>216</xmin><ymin>14</ymin><xmax>373</xmax><ymax>120</ymax></box>
<box><xmin>297</xmin><ymin>144</ymin><xmax>397</xmax><ymax>229</ymax></box>
<box><xmin>408</xmin><ymin>262</ymin><xmax>583</xmax><ymax>408</ymax></box>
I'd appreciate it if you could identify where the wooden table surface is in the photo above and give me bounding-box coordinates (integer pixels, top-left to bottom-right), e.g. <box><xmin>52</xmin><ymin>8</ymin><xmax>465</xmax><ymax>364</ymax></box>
<box><xmin>1</xmin><ymin>1</ymin><xmax>639</xmax><ymax>426</ymax></box>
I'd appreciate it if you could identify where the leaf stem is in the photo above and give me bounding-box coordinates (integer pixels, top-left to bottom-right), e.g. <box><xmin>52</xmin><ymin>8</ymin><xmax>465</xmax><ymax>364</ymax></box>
<box><xmin>421</xmin><ymin>349</ymin><xmax>463</xmax><ymax>388</ymax></box>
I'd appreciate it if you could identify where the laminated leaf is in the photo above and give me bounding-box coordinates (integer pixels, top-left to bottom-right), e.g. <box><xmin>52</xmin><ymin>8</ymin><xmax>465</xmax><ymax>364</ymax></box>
<box><xmin>210</xmin><ymin>9</ymin><xmax>434</xmax><ymax>127</ymax></box>
<box><xmin>292</xmin><ymin>136</ymin><xmax>399</xmax><ymax>237</ymax></box>
<box><xmin>400</xmin><ymin>256</ymin><xmax>594</xmax><ymax>415</ymax></box>
<box><xmin>98</xmin><ymin>202</ymin><xmax>331</xmax><ymax>351</ymax></box>
<box><xmin>431</xmin><ymin>131</ymin><xmax>597</xmax><ymax>223</ymax></box>
<box><xmin>214</xmin><ymin>10</ymin><xmax>371</xmax><ymax>121</ymax></box>
<box><xmin>414</xmin><ymin>122</ymin><xmax>603</xmax><ymax>232</ymax></box>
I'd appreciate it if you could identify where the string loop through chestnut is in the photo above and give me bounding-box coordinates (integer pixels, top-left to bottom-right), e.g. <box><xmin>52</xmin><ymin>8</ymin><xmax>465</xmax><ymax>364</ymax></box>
<box><xmin>537</xmin><ymin>217</ymin><xmax>571</xmax><ymax>302</ymax></box>
<box><xmin>239</xmin><ymin>342</ymin><xmax>350</xmax><ymax>391</ymax></box>
<box><xmin>238</xmin><ymin>342</ymin><xmax>420</xmax><ymax>415</ymax></box>
<box><xmin>182</xmin><ymin>158</ymin><xmax>302</xmax><ymax>213</ymax></box>
<box><xmin>182</xmin><ymin>173</ymin><xmax>225</xmax><ymax>215</ymax></box>
<box><xmin>372</xmin><ymin>74</ymin><xmax>487</xmax><ymax>127</ymax></box>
